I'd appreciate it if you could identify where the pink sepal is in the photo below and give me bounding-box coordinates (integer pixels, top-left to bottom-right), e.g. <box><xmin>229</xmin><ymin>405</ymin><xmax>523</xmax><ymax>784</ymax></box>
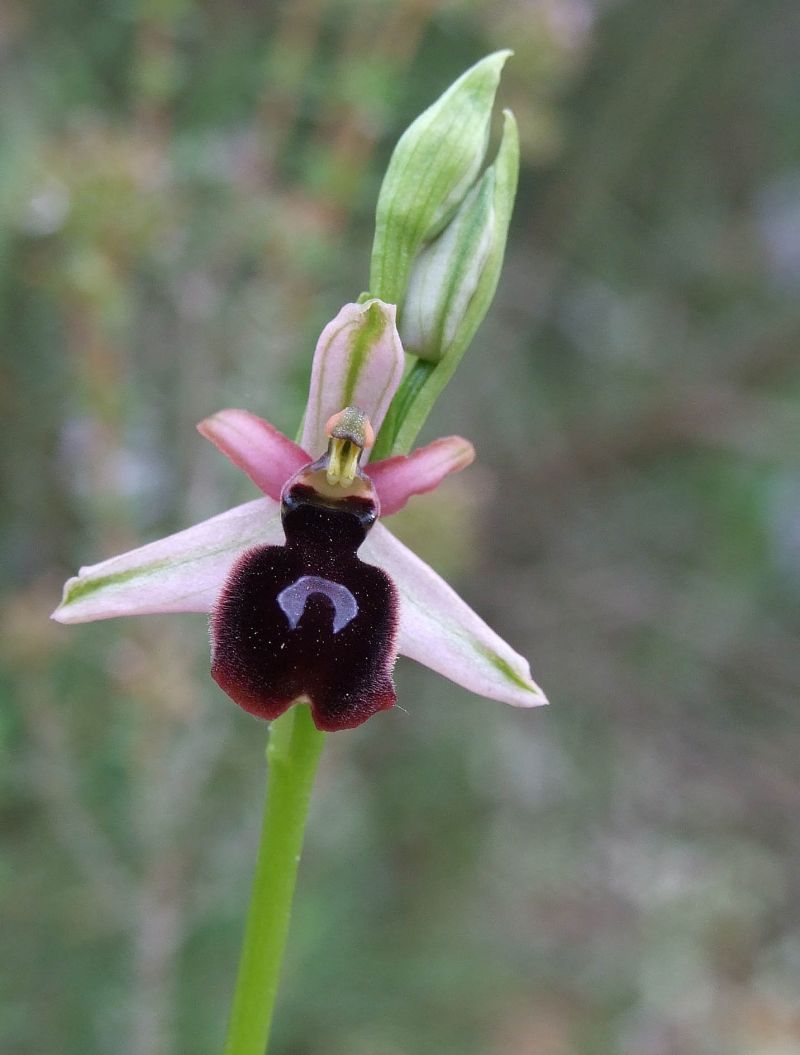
<box><xmin>302</xmin><ymin>300</ymin><xmax>405</xmax><ymax>459</ymax></box>
<box><xmin>52</xmin><ymin>499</ymin><xmax>283</xmax><ymax>623</ymax></box>
<box><xmin>362</xmin><ymin>524</ymin><xmax>548</xmax><ymax>709</ymax></box>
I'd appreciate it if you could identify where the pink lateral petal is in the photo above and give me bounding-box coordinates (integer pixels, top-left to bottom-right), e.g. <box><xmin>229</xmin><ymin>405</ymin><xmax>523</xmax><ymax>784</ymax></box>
<box><xmin>370</xmin><ymin>436</ymin><xmax>475</xmax><ymax>515</ymax></box>
<box><xmin>302</xmin><ymin>300</ymin><xmax>405</xmax><ymax>460</ymax></box>
<box><xmin>198</xmin><ymin>409</ymin><xmax>309</xmax><ymax>500</ymax></box>
<box><xmin>362</xmin><ymin>524</ymin><xmax>548</xmax><ymax>708</ymax></box>
<box><xmin>52</xmin><ymin>499</ymin><xmax>283</xmax><ymax>624</ymax></box>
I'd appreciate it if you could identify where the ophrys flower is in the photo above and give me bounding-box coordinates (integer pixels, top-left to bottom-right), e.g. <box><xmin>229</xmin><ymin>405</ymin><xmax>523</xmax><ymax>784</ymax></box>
<box><xmin>52</xmin><ymin>299</ymin><xmax>547</xmax><ymax>728</ymax></box>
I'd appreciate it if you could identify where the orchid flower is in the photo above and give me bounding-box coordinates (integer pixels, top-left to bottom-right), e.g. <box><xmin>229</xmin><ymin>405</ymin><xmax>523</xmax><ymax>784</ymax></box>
<box><xmin>52</xmin><ymin>299</ymin><xmax>547</xmax><ymax>730</ymax></box>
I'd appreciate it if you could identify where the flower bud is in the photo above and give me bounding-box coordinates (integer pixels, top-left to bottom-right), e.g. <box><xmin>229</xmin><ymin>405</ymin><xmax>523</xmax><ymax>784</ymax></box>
<box><xmin>389</xmin><ymin>110</ymin><xmax>520</xmax><ymax>453</ymax></box>
<box><xmin>401</xmin><ymin>167</ymin><xmax>495</xmax><ymax>363</ymax></box>
<box><xmin>369</xmin><ymin>50</ymin><xmax>511</xmax><ymax>308</ymax></box>
<box><xmin>402</xmin><ymin>109</ymin><xmax>519</xmax><ymax>365</ymax></box>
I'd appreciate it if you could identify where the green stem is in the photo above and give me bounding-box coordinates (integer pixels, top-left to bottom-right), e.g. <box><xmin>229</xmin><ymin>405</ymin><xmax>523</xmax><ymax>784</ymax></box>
<box><xmin>371</xmin><ymin>358</ymin><xmax>436</xmax><ymax>460</ymax></box>
<box><xmin>222</xmin><ymin>705</ymin><xmax>325</xmax><ymax>1055</ymax></box>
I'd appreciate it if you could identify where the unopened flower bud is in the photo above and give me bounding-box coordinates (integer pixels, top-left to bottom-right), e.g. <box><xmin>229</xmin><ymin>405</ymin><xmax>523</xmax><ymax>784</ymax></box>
<box><xmin>388</xmin><ymin>110</ymin><xmax>519</xmax><ymax>453</ymax></box>
<box><xmin>402</xmin><ymin>108</ymin><xmax>519</xmax><ymax>365</ymax></box>
<box><xmin>401</xmin><ymin>167</ymin><xmax>495</xmax><ymax>363</ymax></box>
<box><xmin>369</xmin><ymin>50</ymin><xmax>511</xmax><ymax>308</ymax></box>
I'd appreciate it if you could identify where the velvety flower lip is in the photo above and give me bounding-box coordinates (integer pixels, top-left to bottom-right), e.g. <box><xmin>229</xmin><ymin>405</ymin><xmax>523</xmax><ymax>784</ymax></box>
<box><xmin>210</xmin><ymin>447</ymin><xmax>400</xmax><ymax>731</ymax></box>
<box><xmin>52</xmin><ymin>299</ymin><xmax>548</xmax><ymax>714</ymax></box>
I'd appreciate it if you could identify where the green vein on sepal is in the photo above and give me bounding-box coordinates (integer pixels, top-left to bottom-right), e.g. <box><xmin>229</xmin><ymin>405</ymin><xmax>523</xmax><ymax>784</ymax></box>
<box><xmin>476</xmin><ymin>643</ymin><xmax>541</xmax><ymax>694</ymax></box>
<box><xmin>58</xmin><ymin>530</ymin><xmax>269</xmax><ymax>610</ymax></box>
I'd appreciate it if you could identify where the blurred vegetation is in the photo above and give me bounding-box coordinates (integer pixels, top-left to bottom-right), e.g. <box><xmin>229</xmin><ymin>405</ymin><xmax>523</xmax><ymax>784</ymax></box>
<box><xmin>2</xmin><ymin>1</ymin><xmax>800</xmax><ymax>1053</ymax></box>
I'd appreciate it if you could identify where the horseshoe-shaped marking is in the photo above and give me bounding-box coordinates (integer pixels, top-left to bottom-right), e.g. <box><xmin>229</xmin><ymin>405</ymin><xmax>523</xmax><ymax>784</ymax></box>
<box><xmin>277</xmin><ymin>575</ymin><xmax>358</xmax><ymax>635</ymax></box>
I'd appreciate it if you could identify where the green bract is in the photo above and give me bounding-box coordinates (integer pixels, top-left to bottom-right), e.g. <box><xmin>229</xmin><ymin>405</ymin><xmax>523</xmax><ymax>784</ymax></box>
<box><xmin>369</xmin><ymin>50</ymin><xmax>511</xmax><ymax>310</ymax></box>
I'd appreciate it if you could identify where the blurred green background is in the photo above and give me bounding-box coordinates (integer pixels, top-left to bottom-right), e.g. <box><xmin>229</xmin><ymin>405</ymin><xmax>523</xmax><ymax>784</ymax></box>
<box><xmin>2</xmin><ymin>1</ymin><xmax>800</xmax><ymax>1053</ymax></box>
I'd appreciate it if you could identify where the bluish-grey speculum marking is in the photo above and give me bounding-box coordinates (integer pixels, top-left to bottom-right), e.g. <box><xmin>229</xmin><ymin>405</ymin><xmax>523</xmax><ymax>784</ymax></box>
<box><xmin>278</xmin><ymin>575</ymin><xmax>358</xmax><ymax>634</ymax></box>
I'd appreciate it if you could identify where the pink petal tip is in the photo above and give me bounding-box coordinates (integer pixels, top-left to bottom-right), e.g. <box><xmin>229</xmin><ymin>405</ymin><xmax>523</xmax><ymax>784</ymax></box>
<box><xmin>198</xmin><ymin>409</ymin><xmax>309</xmax><ymax>501</ymax></box>
<box><xmin>370</xmin><ymin>436</ymin><xmax>475</xmax><ymax>515</ymax></box>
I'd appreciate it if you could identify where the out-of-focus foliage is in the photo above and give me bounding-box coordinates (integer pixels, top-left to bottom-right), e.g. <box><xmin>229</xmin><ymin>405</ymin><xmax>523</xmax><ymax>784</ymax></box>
<box><xmin>2</xmin><ymin>1</ymin><xmax>800</xmax><ymax>1054</ymax></box>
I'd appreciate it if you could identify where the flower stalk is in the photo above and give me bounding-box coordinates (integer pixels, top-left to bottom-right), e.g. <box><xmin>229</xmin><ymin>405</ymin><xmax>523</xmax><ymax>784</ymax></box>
<box><xmin>223</xmin><ymin>705</ymin><xmax>324</xmax><ymax>1055</ymax></box>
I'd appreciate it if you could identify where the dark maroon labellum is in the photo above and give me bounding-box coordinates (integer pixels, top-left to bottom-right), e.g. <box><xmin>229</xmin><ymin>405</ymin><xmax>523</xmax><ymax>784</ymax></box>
<box><xmin>211</xmin><ymin>462</ymin><xmax>398</xmax><ymax>731</ymax></box>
